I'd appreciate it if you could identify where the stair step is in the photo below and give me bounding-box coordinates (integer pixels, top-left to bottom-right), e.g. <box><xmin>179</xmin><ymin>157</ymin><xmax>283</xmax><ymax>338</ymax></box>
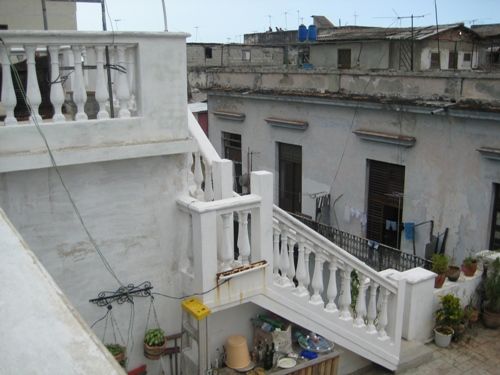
<box><xmin>396</xmin><ymin>340</ymin><xmax>434</xmax><ymax>373</ymax></box>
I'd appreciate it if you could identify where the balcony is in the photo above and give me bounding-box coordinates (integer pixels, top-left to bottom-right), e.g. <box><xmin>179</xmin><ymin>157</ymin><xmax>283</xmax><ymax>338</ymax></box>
<box><xmin>0</xmin><ymin>31</ymin><xmax>195</xmax><ymax>173</ymax></box>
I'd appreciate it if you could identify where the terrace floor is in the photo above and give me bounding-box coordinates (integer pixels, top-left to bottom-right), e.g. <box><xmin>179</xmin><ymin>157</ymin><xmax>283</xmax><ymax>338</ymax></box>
<box><xmin>364</xmin><ymin>323</ymin><xmax>500</xmax><ymax>375</ymax></box>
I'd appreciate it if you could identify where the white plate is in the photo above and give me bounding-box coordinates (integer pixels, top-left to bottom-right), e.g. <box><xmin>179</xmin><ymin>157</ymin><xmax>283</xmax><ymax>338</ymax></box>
<box><xmin>277</xmin><ymin>358</ymin><xmax>297</xmax><ymax>369</ymax></box>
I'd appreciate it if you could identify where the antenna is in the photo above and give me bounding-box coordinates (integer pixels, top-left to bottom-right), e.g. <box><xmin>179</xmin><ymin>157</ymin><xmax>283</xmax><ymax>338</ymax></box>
<box><xmin>195</xmin><ymin>26</ymin><xmax>199</xmax><ymax>41</ymax></box>
<box><xmin>353</xmin><ymin>12</ymin><xmax>358</xmax><ymax>26</ymax></box>
<box><xmin>297</xmin><ymin>10</ymin><xmax>300</xmax><ymax>27</ymax></box>
<box><xmin>284</xmin><ymin>11</ymin><xmax>288</xmax><ymax>30</ymax></box>
<box><xmin>267</xmin><ymin>14</ymin><xmax>272</xmax><ymax>28</ymax></box>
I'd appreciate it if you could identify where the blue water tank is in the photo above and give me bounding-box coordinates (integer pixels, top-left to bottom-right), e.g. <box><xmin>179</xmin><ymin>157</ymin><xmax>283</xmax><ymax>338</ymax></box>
<box><xmin>307</xmin><ymin>24</ymin><xmax>317</xmax><ymax>41</ymax></box>
<box><xmin>298</xmin><ymin>24</ymin><xmax>308</xmax><ymax>42</ymax></box>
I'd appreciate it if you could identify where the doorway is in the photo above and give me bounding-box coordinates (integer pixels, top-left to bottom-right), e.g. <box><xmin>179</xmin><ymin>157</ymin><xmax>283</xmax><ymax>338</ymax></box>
<box><xmin>278</xmin><ymin>142</ymin><xmax>302</xmax><ymax>213</ymax></box>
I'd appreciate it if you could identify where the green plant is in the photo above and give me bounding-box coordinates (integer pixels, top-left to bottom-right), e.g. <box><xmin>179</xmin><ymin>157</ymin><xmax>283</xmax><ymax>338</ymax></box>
<box><xmin>144</xmin><ymin>328</ymin><xmax>166</xmax><ymax>347</ymax></box>
<box><xmin>105</xmin><ymin>343</ymin><xmax>125</xmax><ymax>357</ymax></box>
<box><xmin>435</xmin><ymin>294</ymin><xmax>463</xmax><ymax>328</ymax></box>
<box><xmin>432</xmin><ymin>254</ymin><xmax>449</xmax><ymax>274</ymax></box>
<box><xmin>463</xmin><ymin>256</ymin><xmax>477</xmax><ymax>267</ymax></box>
<box><xmin>485</xmin><ymin>258</ymin><xmax>500</xmax><ymax>313</ymax></box>
<box><xmin>350</xmin><ymin>270</ymin><xmax>360</xmax><ymax>312</ymax></box>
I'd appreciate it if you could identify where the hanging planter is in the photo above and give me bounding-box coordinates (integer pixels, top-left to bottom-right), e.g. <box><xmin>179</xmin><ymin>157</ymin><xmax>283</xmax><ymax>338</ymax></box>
<box><xmin>144</xmin><ymin>328</ymin><xmax>167</xmax><ymax>360</ymax></box>
<box><xmin>106</xmin><ymin>343</ymin><xmax>127</xmax><ymax>364</ymax></box>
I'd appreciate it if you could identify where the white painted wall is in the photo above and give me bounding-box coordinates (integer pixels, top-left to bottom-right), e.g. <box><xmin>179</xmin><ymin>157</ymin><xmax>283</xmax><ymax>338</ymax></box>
<box><xmin>0</xmin><ymin>155</ymin><xmax>193</xmax><ymax>370</ymax></box>
<box><xmin>208</xmin><ymin>93</ymin><xmax>500</xmax><ymax>264</ymax></box>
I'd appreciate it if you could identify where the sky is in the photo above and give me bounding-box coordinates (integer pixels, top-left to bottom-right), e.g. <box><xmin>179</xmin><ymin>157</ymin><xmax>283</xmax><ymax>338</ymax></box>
<box><xmin>76</xmin><ymin>0</ymin><xmax>500</xmax><ymax>43</ymax></box>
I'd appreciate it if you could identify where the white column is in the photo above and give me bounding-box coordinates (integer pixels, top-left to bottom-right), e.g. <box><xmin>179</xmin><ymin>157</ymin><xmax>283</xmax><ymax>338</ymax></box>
<box><xmin>354</xmin><ymin>273</ymin><xmax>368</xmax><ymax>328</ymax></box>
<box><xmin>273</xmin><ymin>227</ymin><xmax>281</xmax><ymax>282</ymax></box>
<box><xmin>0</xmin><ymin>45</ymin><xmax>17</xmax><ymax>126</ymax></box>
<box><xmin>293</xmin><ymin>236</ymin><xmax>309</xmax><ymax>297</ymax></box>
<box><xmin>279</xmin><ymin>226</ymin><xmax>292</xmax><ymax>287</ymax></box>
<box><xmin>115</xmin><ymin>46</ymin><xmax>131</xmax><ymax>118</ymax></box>
<box><xmin>237</xmin><ymin>210</ymin><xmax>251</xmax><ymax>265</ymax></box>
<box><xmin>220</xmin><ymin>213</ymin><xmax>234</xmax><ymax>271</ymax></box>
<box><xmin>25</xmin><ymin>45</ymin><xmax>42</xmax><ymax>123</ymax></box>
<box><xmin>339</xmin><ymin>265</ymin><xmax>353</xmax><ymax>320</ymax></box>
<box><xmin>203</xmin><ymin>162</ymin><xmax>214</xmax><ymax>201</ymax></box>
<box><xmin>126</xmin><ymin>47</ymin><xmax>137</xmax><ymax>113</ymax></box>
<box><xmin>325</xmin><ymin>258</ymin><xmax>338</xmax><ymax>312</ymax></box>
<box><xmin>82</xmin><ymin>47</ymin><xmax>89</xmax><ymax>90</ymax></box>
<box><xmin>377</xmin><ymin>287</ymin><xmax>390</xmax><ymax>341</ymax></box>
<box><xmin>303</xmin><ymin>245</ymin><xmax>311</xmax><ymax>294</ymax></box>
<box><xmin>309</xmin><ymin>251</ymin><xmax>325</xmax><ymax>306</ymax></box>
<box><xmin>286</xmin><ymin>236</ymin><xmax>296</xmax><ymax>282</ymax></box>
<box><xmin>193</xmin><ymin>152</ymin><xmax>204</xmax><ymax>200</ymax></box>
<box><xmin>366</xmin><ymin>281</ymin><xmax>379</xmax><ymax>334</ymax></box>
<box><xmin>94</xmin><ymin>46</ymin><xmax>110</xmax><ymax>119</ymax></box>
<box><xmin>71</xmin><ymin>45</ymin><xmax>88</xmax><ymax>120</ymax></box>
<box><xmin>48</xmin><ymin>46</ymin><xmax>65</xmax><ymax>122</ymax></box>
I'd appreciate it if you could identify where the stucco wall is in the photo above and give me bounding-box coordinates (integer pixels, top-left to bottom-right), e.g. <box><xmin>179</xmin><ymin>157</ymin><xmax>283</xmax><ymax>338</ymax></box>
<box><xmin>0</xmin><ymin>0</ymin><xmax>76</xmax><ymax>30</ymax></box>
<box><xmin>0</xmin><ymin>154</ymin><xmax>192</xmax><ymax>370</ymax></box>
<box><xmin>208</xmin><ymin>93</ymin><xmax>500</xmax><ymax>263</ymax></box>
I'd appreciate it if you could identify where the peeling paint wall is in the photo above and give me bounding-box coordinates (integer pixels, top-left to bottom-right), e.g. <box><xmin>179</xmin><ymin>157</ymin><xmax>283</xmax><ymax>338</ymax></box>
<box><xmin>0</xmin><ymin>154</ymin><xmax>192</xmax><ymax>370</ymax></box>
<box><xmin>208</xmin><ymin>93</ymin><xmax>500</xmax><ymax>263</ymax></box>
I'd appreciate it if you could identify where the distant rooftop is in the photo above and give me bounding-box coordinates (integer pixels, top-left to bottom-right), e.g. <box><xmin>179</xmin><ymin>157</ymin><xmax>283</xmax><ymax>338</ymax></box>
<box><xmin>471</xmin><ymin>24</ymin><xmax>500</xmax><ymax>38</ymax></box>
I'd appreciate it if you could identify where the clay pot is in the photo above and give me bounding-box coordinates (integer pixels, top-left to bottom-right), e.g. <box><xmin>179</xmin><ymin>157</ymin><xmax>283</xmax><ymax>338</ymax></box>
<box><xmin>462</xmin><ymin>262</ymin><xmax>477</xmax><ymax>277</ymax></box>
<box><xmin>447</xmin><ymin>266</ymin><xmax>461</xmax><ymax>282</ymax></box>
<box><xmin>144</xmin><ymin>338</ymin><xmax>168</xmax><ymax>360</ymax></box>
<box><xmin>482</xmin><ymin>309</ymin><xmax>500</xmax><ymax>329</ymax></box>
<box><xmin>435</xmin><ymin>274</ymin><xmax>446</xmax><ymax>288</ymax></box>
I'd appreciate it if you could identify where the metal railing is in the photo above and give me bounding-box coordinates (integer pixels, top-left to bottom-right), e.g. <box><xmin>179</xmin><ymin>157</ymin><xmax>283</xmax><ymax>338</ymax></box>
<box><xmin>290</xmin><ymin>213</ymin><xmax>432</xmax><ymax>272</ymax></box>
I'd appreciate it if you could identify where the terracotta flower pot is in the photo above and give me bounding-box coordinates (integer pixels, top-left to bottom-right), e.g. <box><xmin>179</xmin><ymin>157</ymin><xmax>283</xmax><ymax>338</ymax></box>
<box><xmin>144</xmin><ymin>337</ymin><xmax>168</xmax><ymax>360</ymax></box>
<box><xmin>462</xmin><ymin>262</ymin><xmax>477</xmax><ymax>277</ymax></box>
<box><xmin>435</xmin><ymin>274</ymin><xmax>446</xmax><ymax>288</ymax></box>
<box><xmin>447</xmin><ymin>266</ymin><xmax>461</xmax><ymax>282</ymax></box>
<box><xmin>482</xmin><ymin>309</ymin><xmax>500</xmax><ymax>329</ymax></box>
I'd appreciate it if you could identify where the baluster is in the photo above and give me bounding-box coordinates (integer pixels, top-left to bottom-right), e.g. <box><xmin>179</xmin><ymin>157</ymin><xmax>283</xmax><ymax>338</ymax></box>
<box><xmin>287</xmin><ymin>236</ymin><xmax>296</xmax><ymax>282</ymax></box>
<box><xmin>0</xmin><ymin>45</ymin><xmax>17</xmax><ymax>126</ymax></box>
<box><xmin>354</xmin><ymin>272</ymin><xmax>368</xmax><ymax>327</ymax></box>
<box><xmin>204</xmin><ymin>162</ymin><xmax>214</xmax><ymax>201</ymax></box>
<box><xmin>25</xmin><ymin>45</ymin><xmax>42</xmax><ymax>123</ymax></box>
<box><xmin>303</xmin><ymin>244</ymin><xmax>311</xmax><ymax>294</ymax></box>
<box><xmin>237</xmin><ymin>210</ymin><xmax>251</xmax><ymax>265</ymax></box>
<box><xmin>293</xmin><ymin>236</ymin><xmax>309</xmax><ymax>297</ymax></box>
<box><xmin>273</xmin><ymin>227</ymin><xmax>281</xmax><ymax>282</ymax></box>
<box><xmin>279</xmin><ymin>226</ymin><xmax>292</xmax><ymax>287</ymax></box>
<box><xmin>126</xmin><ymin>47</ymin><xmax>137</xmax><ymax>113</ymax></box>
<box><xmin>82</xmin><ymin>47</ymin><xmax>89</xmax><ymax>90</ymax></box>
<box><xmin>193</xmin><ymin>152</ymin><xmax>204</xmax><ymax>200</ymax></box>
<box><xmin>325</xmin><ymin>258</ymin><xmax>338</xmax><ymax>312</ymax></box>
<box><xmin>94</xmin><ymin>46</ymin><xmax>110</xmax><ymax>119</ymax></box>
<box><xmin>48</xmin><ymin>46</ymin><xmax>65</xmax><ymax>122</ymax></box>
<box><xmin>220</xmin><ymin>213</ymin><xmax>234</xmax><ymax>271</ymax></box>
<box><xmin>377</xmin><ymin>287</ymin><xmax>390</xmax><ymax>340</ymax></box>
<box><xmin>366</xmin><ymin>281</ymin><xmax>379</xmax><ymax>334</ymax></box>
<box><xmin>309</xmin><ymin>250</ymin><xmax>325</xmax><ymax>305</ymax></box>
<box><xmin>115</xmin><ymin>46</ymin><xmax>131</xmax><ymax>118</ymax></box>
<box><xmin>339</xmin><ymin>265</ymin><xmax>353</xmax><ymax>320</ymax></box>
<box><xmin>72</xmin><ymin>45</ymin><xmax>88</xmax><ymax>120</ymax></box>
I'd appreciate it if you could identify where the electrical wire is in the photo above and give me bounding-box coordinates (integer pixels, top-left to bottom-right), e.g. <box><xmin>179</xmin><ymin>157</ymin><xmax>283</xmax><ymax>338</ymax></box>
<box><xmin>0</xmin><ymin>37</ymin><xmax>124</xmax><ymax>287</ymax></box>
<box><xmin>152</xmin><ymin>279</ymin><xmax>229</xmax><ymax>300</ymax></box>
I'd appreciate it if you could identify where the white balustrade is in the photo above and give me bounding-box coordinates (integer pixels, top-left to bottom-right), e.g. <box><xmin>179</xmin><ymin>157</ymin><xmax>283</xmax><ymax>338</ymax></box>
<box><xmin>279</xmin><ymin>226</ymin><xmax>292</xmax><ymax>287</ymax></box>
<box><xmin>377</xmin><ymin>287</ymin><xmax>390</xmax><ymax>340</ymax></box>
<box><xmin>339</xmin><ymin>265</ymin><xmax>353</xmax><ymax>320</ymax></box>
<box><xmin>220</xmin><ymin>212</ymin><xmax>234</xmax><ymax>271</ymax></box>
<box><xmin>71</xmin><ymin>45</ymin><xmax>88</xmax><ymax>121</ymax></box>
<box><xmin>354</xmin><ymin>273</ymin><xmax>368</xmax><ymax>328</ymax></box>
<box><xmin>237</xmin><ymin>210</ymin><xmax>250</xmax><ymax>265</ymax></box>
<box><xmin>204</xmin><ymin>163</ymin><xmax>214</xmax><ymax>201</ymax></box>
<box><xmin>309</xmin><ymin>250</ymin><xmax>325</xmax><ymax>305</ymax></box>
<box><xmin>273</xmin><ymin>227</ymin><xmax>281</xmax><ymax>282</ymax></box>
<box><xmin>0</xmin><ymin>45</ymin><xmax>17</xmax><ymax>126</ymax></box>
<box><xmin>25</xmin><ymin>45</ymin><xmax>42</xmax><ymax>123</ymax></box>
<box><xmin>366</xmin><ymin>281</ymin><xmax>379</xmax><ymax>334</ymax></box>
<box><xmin>293</xmin><ymin>236</ymin><xmax>309</xmax><ymax>297</ymax></box>
<box><xmin>303</xmin><ymin>245</ymin><xmax>312</xmax><ymax>294</ymax></box>
<box><xmin>325</xmin><ymin>258</ymin><xmax>338</xmax><ymax>312</ymax></box>
<box><xmin>115</xmin><ymin>46</ymin><xmax>131</xmax><ymax>118</ymax></box>
<box><xmin>94</xmin><ymin>46</ymin><xmax>110</xmax><ymax>119</ymax></box>
<box><xmin>48</xmin><ymin>46</ymin><xmax>65</xmax><ymax>122</ymax></box>
<box><xmin>193</xmin><ymin>152</ymin><xmax>204</xmax><ymax>200</ymax></box>
<box><xmin>286</xmin><ymin>236</ymin><xmax>296</xmax><ymax>281</ymax></box>
<box><xmin>126</xmin><ymin>48</ymin><xmax>137</xmax><ymax>113</ymax></box>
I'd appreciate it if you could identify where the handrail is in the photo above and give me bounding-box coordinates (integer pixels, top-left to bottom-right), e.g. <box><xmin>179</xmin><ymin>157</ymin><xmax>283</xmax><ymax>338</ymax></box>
<box><xmin>187</xmin><ymin>109</ymin><xmax>221</xmax><ymax>165</ymax></box>
<box><xmin>273</xmin><ymin>205</ymin><xmax>398</xmax><ymax>293</ymax></box>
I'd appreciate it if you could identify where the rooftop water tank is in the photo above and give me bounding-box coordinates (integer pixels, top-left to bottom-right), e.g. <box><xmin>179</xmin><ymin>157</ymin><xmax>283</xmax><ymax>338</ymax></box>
<box><xmin>298</xmin><ymin>24</ymin><xmax>308</xmax><ymax>42</ymax></box>
<box><xmin>308</xmin><ymin>24</ymin><xmax>317</xmax><ymax>41</ymax></box>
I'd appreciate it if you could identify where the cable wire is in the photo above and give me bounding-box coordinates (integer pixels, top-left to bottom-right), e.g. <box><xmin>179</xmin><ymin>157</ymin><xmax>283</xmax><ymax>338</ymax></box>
<box><xmin>152</xmin><ymin>279</ymin><xmax>229</xmax><ymax>300</ymax></box>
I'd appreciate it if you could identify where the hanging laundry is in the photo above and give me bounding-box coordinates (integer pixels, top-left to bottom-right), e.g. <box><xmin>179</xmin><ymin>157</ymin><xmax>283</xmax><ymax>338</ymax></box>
<box><xmin>404</xmin><ymin>222</ymin><xmax>415</xmax><ymax>240</ymax></box>
<box><xmin>385</xmin><ymin>220</ymin><xmax>397</xmax><ymax>231</ymax></box>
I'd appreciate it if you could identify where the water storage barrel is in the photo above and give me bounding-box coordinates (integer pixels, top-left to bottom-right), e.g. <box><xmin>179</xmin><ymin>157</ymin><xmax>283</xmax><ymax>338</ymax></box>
<box><xmin>298</xmin><ymin>24</ymin><xmax>308</xmax><ymax>42</ymax></box>
<box><xmin>308</xmin><ymin>24</ymin><xmax>317</xmax><ymax>41</ymax></box>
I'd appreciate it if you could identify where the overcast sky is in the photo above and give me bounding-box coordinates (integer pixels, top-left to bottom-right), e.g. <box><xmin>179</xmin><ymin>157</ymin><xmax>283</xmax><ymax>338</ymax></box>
<box><xmin>76</xmin><ymin>0</ymin><xmax>500</xmax><ymax>42</ymax></box>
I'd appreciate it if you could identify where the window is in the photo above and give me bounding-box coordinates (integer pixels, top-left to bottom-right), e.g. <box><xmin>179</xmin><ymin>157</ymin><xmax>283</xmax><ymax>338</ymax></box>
<box><xmin>242</xmin><ymin>50</ymin><xmax>251</xmax><ymax>61</ymax></box>
<box><xmin>430</xmin><ymin>52</ymin><xmax>440</xmax><ymax>69</ymax></box>
<box><xmin>204</xmin><ymin>47</ymin><xmax>213</xmax><ymax>59</ymax></box>
<box><xmin>222</xmin><ymin>132</ymin><xmax>242</xmax><ymax>193</ymax></box>
<box><xmin>448</xmin><ymin>52</ymin><xmax>458</xmax><ymax>69</ymax></box>
<box><xmin>366</xmin><ymin>160</ymin><xmax>405</xmax><ymax>249</ymax></box>
<box><xmin>490</xmin><ymin>184</ymin><xmax>500</xmax><ymax>250</ymax></box>
<box><xmin>0</xmin><ymin>25</ymin><xmax>7</xmax><ymax>30</ymax></box>
<box><xmin>338</xmin><ymin>49</ymin><xmax>351</xmax><ymax>69</ymax></box>
<box><xmin>278</xmin><ymin>142</ymin><xmax>302</xmax><ymax>213</ymax></box>
<box><xmin>463</xmin><ymin>53</ymin><xmax>472</xmax><ymax>62</ymax></box>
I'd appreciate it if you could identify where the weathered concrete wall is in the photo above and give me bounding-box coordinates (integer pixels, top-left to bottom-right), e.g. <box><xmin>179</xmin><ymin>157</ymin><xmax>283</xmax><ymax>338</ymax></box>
<box><xmin>0</xmin><ymin>155</ymin><xmax>192</xmax><ymax>370</ymax></box>
<box><xmin>0</xmin><ymin>0</ymin><xmax>76</xmax><ymax>30</ymax></box>
<box><xmin>310</xmin><ymin>41</ymin><xmax>390</xmax><ymax>70</ymax></box>
<box><xmin>208</xmin><ymin>93</ymin><xmax>500</xmax><ymax>263</ymax></box>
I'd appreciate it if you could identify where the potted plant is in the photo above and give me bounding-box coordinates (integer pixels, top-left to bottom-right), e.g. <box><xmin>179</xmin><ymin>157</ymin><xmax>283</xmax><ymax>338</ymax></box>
<box><xmin>447</xmin><ymin>256</ymin><xmax>461</xmax><ymax>282</ymax></box>
<box><xmin>432</xmin><ymin>253</ymin><xmax>449</xmax><ymax>288</ymax></box>
<box><xmin>435</xmin><ymin>294</ymin><xmax>463</xmax><ymax>345</ymax></box>
<box><xmin>462</xmin><ymin>256</ymin><xmax>478</xmax><ymax>277</ymax></box>
<box><xmin>105</xmin><ymin>343</ymin><xmax>126</xmax><ymax>366</ymax></box>
<box><xmin>144</xmin><ymin>328</ymin><xmax>168</xmax><ymax>359</ymax></box>
<box><xmin>483</xmin><ymin>258</ymin><xmax>500</xmax><ymax>328</ymax></box>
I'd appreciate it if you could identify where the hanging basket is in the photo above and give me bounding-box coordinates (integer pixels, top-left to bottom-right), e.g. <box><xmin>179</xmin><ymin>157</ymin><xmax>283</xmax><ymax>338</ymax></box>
<box><xmin>144</xmin><ymin>338</ymin><xmax>168</xmax><ymax>360</ymax></box>
<box><xmin>144</xmin><ymin>328</ymin><xmax>168</xmax><ymax>360</ymax></box>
